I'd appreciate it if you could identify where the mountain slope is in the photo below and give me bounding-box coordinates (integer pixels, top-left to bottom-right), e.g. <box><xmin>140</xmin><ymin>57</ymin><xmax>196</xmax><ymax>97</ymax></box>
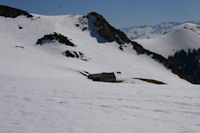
<box><xmin>136</xmin><ymin>23</ymin><xmax>200</xmax><ymax>83</ymax></box>
<box><xmin>77</xmin><ymin>12</ymin><xmax>195</xmax><ymax>84</ymax></box>
<box><xmin>0</xmin><ymin>4</ymin><xmax>193</xmax><ymax>84</ymax></box>
<box><xmin>136</xmin><ymin>23</ymin><xmax>200</xmax><ymax>57</ymax></box>
<box><xmin>0</xmin><ymin>14</ymin><xmax>188</xmax><ymax>84</ymax></box>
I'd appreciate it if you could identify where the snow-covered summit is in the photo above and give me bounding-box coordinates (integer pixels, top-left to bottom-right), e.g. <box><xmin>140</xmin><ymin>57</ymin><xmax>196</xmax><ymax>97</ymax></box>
<box><xmin>168</xmin><ymin>23</ymin><xmax>200</xmax><ymax>33</ymax></box>
<box><xmin>136</xmin><ymin>23</ymin><xmax>200</xmax><ymax>57</ymax></box>
<box><xmin>122</xmin><ymin>21</ymin><xmax>200</xmax><ymax>40</ymax></box>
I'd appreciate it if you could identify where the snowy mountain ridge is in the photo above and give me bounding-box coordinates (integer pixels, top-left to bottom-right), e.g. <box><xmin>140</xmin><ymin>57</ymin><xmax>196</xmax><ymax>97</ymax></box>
<box><xmin>136</xmin><ymin>23</ymin><xmax>200</xmax><ymax>57</ymax></box>
<box><xmin>122</xmin><ymin>21</ymin><xmax>200</xmax><ymax>39</ymax></box>
<box><xmin>136</xmin><ymin>23</ymin><xmax>200</xmax><ymax>83</ymax></box>
<box><xmin>0</xmin><ymin>5</ymin><xmax>191</xmax><ymax>84</ymax></box>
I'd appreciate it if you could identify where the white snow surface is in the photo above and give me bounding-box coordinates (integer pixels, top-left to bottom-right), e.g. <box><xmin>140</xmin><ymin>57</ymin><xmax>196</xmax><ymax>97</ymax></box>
<box><xmin>136</xmin><ymin>23</ymin><xmax>200</xmax><ymax>57</ymax></box>
<box><xmin>0</xmin><ymin>15</ymin><xmax>200</xmax><ymax>133</ymax></box>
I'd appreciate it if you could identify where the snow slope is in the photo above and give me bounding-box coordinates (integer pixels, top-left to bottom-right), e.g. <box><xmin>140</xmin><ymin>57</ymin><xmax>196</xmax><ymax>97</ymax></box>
<box><xmin>122</xmin><ymin>21</ymin><xmax>200</xmax><ymax>40</ymax></box>
<box><xmin>0</xmin><ymin>14</ymin><xmax>188</xmax><ymax>84</ymax></box>
<box><xmin>136</xmin><ymin>23</ymin><xmax>200</xmax><ymax>57</ymax></box>
<box><xmin>0</xmin><ymin>12</ymin><xmax>200</xmax><ymax>133</ymax></box>
<box><xmin>1</xmin><ymin>74</ymin><xmax>200</xmax><ymax>133</ymax></box>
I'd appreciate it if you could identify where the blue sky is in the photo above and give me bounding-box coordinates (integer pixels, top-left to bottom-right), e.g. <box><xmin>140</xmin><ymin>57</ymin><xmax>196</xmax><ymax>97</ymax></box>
<box><xmin>1</xmin><ymin>0</ymin><xmax>200</xmax><ymax>28</ymax></box>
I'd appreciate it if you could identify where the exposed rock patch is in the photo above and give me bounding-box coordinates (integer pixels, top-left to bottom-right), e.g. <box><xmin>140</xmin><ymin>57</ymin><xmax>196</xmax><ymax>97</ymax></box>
<box><xmin>133</xmin><ymin>78</ymin><xmax>166</xmax><ymax>85</ymax></box>
<box><xmin>36</xmin><ymin>32</ymin><xmax>76</xmax><ymax>47</ymax></box>
<box><xmin>36</xmin><ymin>33</ymin><xmax>88</xmax><ymax>61</ymax></box>
<box><xmin>0</xmin><ymin>5</ymin><xmax>33</xmax><ymax>18</ymax></box>
<box><xmin>86</xmin><ymin>12</ymin><xmax>130</xmax><ymax>44</ymax></box>
<box><xmin>64</xmin><ymin>50</ymin><xmax>87</xmax><ymax>61</ymax></box>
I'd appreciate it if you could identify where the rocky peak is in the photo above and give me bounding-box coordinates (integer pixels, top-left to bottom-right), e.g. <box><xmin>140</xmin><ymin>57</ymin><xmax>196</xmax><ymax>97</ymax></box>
<box><xmin>86</xmin><ymin>12</ymin><xmax>130</xmax><ymax>44</ymax></box>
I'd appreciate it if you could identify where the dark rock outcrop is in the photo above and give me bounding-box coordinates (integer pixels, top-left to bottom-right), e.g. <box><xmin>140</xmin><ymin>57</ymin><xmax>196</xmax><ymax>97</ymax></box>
<box><xmin>64</xmin><ymin>50</ymin><xmax>87</xmax><ymax>61</ymax></box>
<box><xmin>36</xmin><ymin>33</ymin><xmax>88</xmax><ymax>61</ymax></box>
<box><xmin>86</xmin><ymin>12</ymin><xmax>130</xmax><ymax>44</ymax></box>
<box><xmin>134</xmin><ymin>78</ymin><xmax>166</xmax><ymax>85</ymax></box>
<box><xmin>36</xmin><ymin>32</ymin><xmax>75</xmax><ymax>47</ymax></box>
<box><xmin>0</xmin><ymin>5</ymin><xmax>33</xmax><ymax>18</ymax></box>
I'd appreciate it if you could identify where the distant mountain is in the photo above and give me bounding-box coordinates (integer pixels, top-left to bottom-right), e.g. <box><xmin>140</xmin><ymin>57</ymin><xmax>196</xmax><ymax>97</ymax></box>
<box><xmin>136</xmin><ymin>23</ymin><xmax>200</xmax><ymax>83</ymax></box>
<box><xmin>122</xmin><ymin>21</ymin><xmax>200</xmax><ymax>40</ymax></box>
<box><xmin>136</xmin><ymin>23</ymin><xmax>200</xmax><ymax>57</ymax></box>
